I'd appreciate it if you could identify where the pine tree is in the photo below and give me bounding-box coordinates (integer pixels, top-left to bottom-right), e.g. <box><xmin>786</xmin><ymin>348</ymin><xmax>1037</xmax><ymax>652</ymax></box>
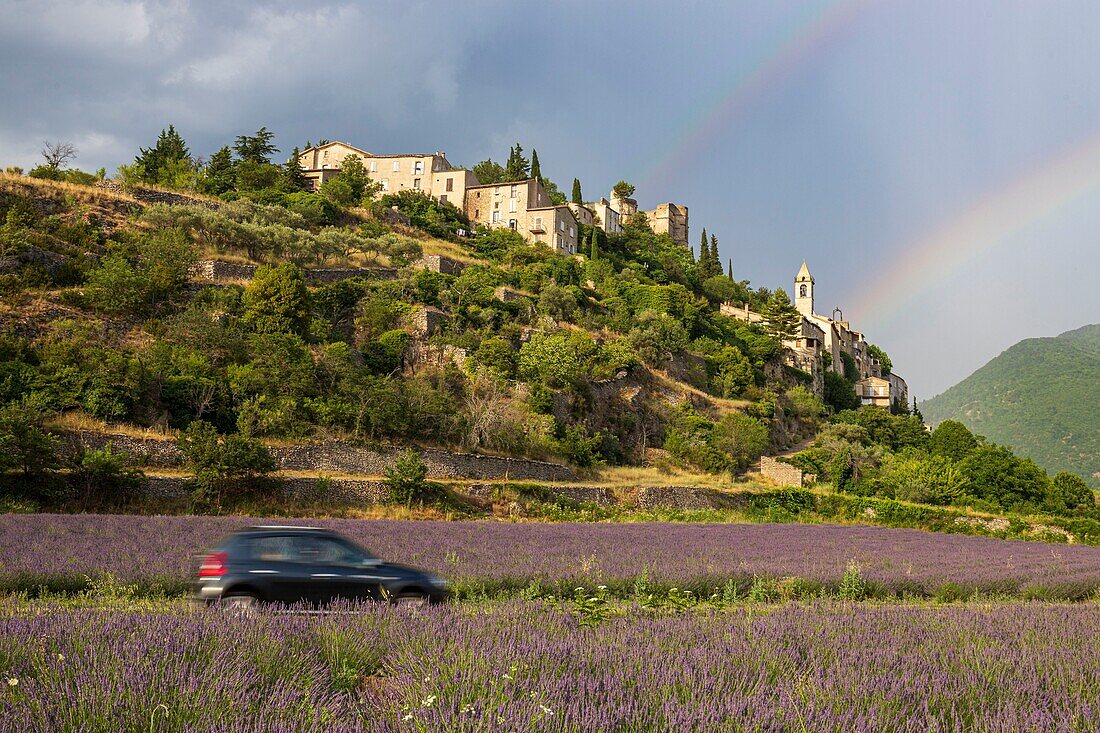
<box><xmin>283</xmin><ymin>147</ymin><xmax>309</xmax><ymax>191</ymax></box>
<box><xmin>530</xmin><ymin>149</ymin><xmax>542</xmax><ymax>182</ymax></box>
<box><xmin>135</xmin><ymin>125</ymin><xmax>191</xmax><ymax>183</ymax></box>
<box><xmin>504</xmin><ymin>144</ymin><xmax>530</xmax><ymax>180</ymax></box>
<box><xmin>233</xmin><ymin>127</ymin><xmax>278</xmax><ymax>164</ymax></box>
<box><xmin>571</xmin><ymin>178</ymin><xmax>582</xmax><ymax>204</ymax></box>
<box><xmin>201</xmin><ymin>146</ymin><xmax>235</xmax><ymax>195</ymax></box>
<box><xmin>763</xmin><ymin>289</ymin><xmax>802</xmax><ymax>342</ymax></box>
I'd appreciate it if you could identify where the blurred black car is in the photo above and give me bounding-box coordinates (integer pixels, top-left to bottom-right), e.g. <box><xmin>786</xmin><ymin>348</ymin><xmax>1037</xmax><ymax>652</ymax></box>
<box><xmin>194</xmin><ymin>526</ymin><xmax>450</xmax><ymax>609</ymax></box>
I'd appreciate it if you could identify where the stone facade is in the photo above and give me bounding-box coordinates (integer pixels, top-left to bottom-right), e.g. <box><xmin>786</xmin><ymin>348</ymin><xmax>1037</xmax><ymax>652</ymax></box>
<box><xmin>464</xmin><ymin>178</ymin><xmax>579</xmax><ymax>254</ymax></box>
<box><xmin>408</xmin><ymin>306</ymin><xmax>451</xmax><ymax>338</ymax></box>
<box><xmin>642</xmin><ymin>202</ymin><xmax>689</xmax><ymax>248</ymax></box>
<box><xmin>589</xmin><ymin>198</ymin><xmax>622</xmax><ymax>234</ymax></box>
<box><xmin>297</xmin><ymin>142</ymin><xmax>475</xmax><ymax>203</ymax></box>
<box><xmin>760</xmin><ymin>456</ymin><xmax>804</xmax><ymax>487</ymax></box>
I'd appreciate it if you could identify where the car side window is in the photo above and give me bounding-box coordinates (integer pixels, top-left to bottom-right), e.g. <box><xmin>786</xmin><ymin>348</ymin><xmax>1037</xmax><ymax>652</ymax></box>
<box><xmin>249</xmin><ymin>536</ymin><xmax>296</xmax><ymax>562</ymax></box>
<box><xmin>290</xmin><ymin>536</ymin><xmax>361</xmax><ymax>566</ymax></box>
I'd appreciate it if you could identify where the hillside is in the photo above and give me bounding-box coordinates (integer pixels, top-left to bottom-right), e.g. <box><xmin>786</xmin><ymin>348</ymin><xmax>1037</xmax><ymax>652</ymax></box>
<box><xmin>920</xmin><ymin>324</ymin><xmax>1100</xmax><ymax>486</ymax></box>
<box><xmin>0</xmin><ymin>171</ymin><xmax>828</xmax><ymax>509</ymax></box>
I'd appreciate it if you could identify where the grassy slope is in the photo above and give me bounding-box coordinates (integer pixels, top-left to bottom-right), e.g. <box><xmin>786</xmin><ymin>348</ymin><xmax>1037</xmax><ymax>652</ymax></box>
<box><xmin>921</xmin><ymin>324</ymin><xmax>1100</xmax><ymax>485</ymax></box>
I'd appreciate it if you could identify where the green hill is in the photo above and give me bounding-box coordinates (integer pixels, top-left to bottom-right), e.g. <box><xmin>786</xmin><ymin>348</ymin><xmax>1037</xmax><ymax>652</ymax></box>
<box><xmin>920</xmin><ymin>324</ymin><xmax>1100</xmax><ymax>486</ymax></box>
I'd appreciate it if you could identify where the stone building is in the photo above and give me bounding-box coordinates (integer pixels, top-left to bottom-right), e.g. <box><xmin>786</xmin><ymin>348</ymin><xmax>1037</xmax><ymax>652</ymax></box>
<box><xmin>642</xmin><ymin>202</ymin><xmax>689</xmax><ymax>248</ymax></box>
<box><xmin>568</xmin><ymin>202</ymin><xmax>594</xmax><ymax>228</ymax></box>
<box><xmin>297</xmin><ymin>141</ymin><xmax>475</xmax><ymax>204</ymax></box>
<box><xmin>589</xmin><ymin>197</ymin><xmax>623</xmax><ymax>234</ymax></box>
<box><xmin>856</xmin><ymin>376</ymin><xmax>892</xmax><ymax>408</ymax></box>
<box><xmin>464</xmin><ymin>178</ymin><xmax>579</xmax><ymax>254</ymax></box>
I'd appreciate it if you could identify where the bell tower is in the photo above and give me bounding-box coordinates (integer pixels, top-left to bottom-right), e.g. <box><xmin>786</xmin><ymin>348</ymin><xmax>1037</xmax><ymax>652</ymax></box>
<box><xmin>795</xmin><ymin>260</ymin><xmax>814</xmax><ymax>317</ymax></box>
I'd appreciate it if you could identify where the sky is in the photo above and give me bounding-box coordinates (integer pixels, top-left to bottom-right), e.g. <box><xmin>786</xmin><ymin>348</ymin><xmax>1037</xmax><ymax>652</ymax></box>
<box><xmin>2</xmin><ymin>0</ymin><xmax>1099</xmax><ymax>399</ymax></box>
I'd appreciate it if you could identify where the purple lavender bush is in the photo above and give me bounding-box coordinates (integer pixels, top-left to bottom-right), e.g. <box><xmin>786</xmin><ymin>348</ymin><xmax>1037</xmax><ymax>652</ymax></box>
<box><xmin>1</xmin><ymin>602</ymin><xmax>1098</xmax><ymax>732</ymax></box>
<box><xmin>3</xmin><ymin>514</ymin><xmax>1100</xmax><ymax>598</ymax></box>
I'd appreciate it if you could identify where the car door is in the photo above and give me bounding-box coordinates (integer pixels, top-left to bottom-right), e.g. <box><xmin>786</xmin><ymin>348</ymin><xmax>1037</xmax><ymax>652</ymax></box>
<box><xmin>289</xmin><ymin>535</ymin><xmax>365</xmax><ymax>605</ymax></box>
<box><xmin>245</xmin><ymin>534</ymin><xmax>310</xmax><ymax>604</ymax></box>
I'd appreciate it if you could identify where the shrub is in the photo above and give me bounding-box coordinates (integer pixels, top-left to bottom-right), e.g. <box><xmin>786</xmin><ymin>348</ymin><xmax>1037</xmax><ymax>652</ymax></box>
<box><xmin>68</xmin><ymin>445</ymin><xmax>144</xmax><ymax>506</ymax></box>
<box><xmin>242</xmin><ymin>263</ymin><xmax>310</xmax><ymax>336</ymax></box>
<box><xmin>384</xmin><ymin>449</ymin><xmax>434</xmax><ymax>506</ymax></box>
<box><xmin>176</xmin><ymin>421</ymin><xmax>276</xmax><ymax>505</ymax></box>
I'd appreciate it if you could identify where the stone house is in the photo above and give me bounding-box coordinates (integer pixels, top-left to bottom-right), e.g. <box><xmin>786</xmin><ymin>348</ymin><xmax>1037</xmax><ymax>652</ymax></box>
<box><xmin>568</xmin><ymin>202</ymin><xmax>594</xmax><ymax>228</ymax></box>
<box><xmin>856</xmin><ymin>376</ymin><xmax>892</xmax><ymax>408</ymax></box>
<box><xmin>589</xmin><ymin>197</ymin><xmax>623</xmax><ymax>234</ymax></box>
<box><xmin>642</xmin><ymin>202</ymin><xmax>689</xmax><ymax>248</ymax></box>
<box><xmin>297</xmin><ymin>141</ymin><xmax>475</xmax><ymax>203</ymax></box>
<box><xmin>464</xmin><ymin>178</ymin><xmax>579</xmax><ymax>254</ymax></box>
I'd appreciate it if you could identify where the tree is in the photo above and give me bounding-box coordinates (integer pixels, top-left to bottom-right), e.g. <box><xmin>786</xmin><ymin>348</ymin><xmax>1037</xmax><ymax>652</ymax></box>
<box><xmin>233</xmin><ymin>127</ymin><xmax>278</xmax><ymax>164</ymax></box>
<box><xmin>504</xmin><ymin>143</ymin><xmax>530</xmax><ymax>180</ymax></box>
<box><xmin>135</xmin><ymin>125</ymin><xmax>190</xmax><ymax>183</ymax></box>
<box><xmin>957</xmin><ymin>445</ymin><xmax>1050</xmax><ymax>511</ymax></box>
<box><xmin>824</xmin><ymin>371</ymin><xmax>860</xmax><ymax>412</ymax></box>
<box><xmin>176</xmin><ymin>420</ymin><xmax>276</xmax><ymax>505</ymax></box>
<box><xmin>282</xmin><ymin>147</ymin><xmax>310</xmax><ymax>192</ymax></box>
<box><xmin>1049</xmin><ymin>471</ymin><xmax>1095</xmax><ymax>513</ymax></box>
<box><xmin>929</xmin><ymin>420</ymin><xmax>980</xmax><ymax>462</ymax></box>
<box><xmin>612</xmin><ymin>181</ymin><xmax>635</xmax><ymax>199</ymax></box>
<box><xmin>762</xmin><ymin>289</ymin><xmax>801</xmax><ymax>342</ymax></box>
<box><xmin>590</xmin><ymin>227</ymin><xmax>599</xmax><ymax>260</ymax></box>
<box><xmin>241</xmin><ymin>263</ymin><xmax>311</xmax><ymax>336</ymax></box>
<box><xmin>321</xmin><ymin>154</ymin><xmax>379</xmax><ymax>205</ymax></box>
<box><xmin>728</xmin><ymin>259</ymin><xmax>733</xmax><ymax>280</ymax></box>
<box><xmin>384</xmin><ymin>449</ymin><xmax>434</xmax><ymax>506</ymax></box>
<box><xmin>709</xmin><ymin>235</ymin><xmax>720</xmax><ymax>277</ymax></box>
<box><xmin>627</xmin><ymin>310</ymin><xmax>688</xmax><ymax>365</ymax></box>
<box><xmin>472</xmin><ymin>159</ymin><xmax>505</xmax><ymax>185</ymax></box>
<box><xmin>202</xmin><ymin>146</ymin><xmax>236</xmax><ymax>195</ymax></box>
<box><xmin>572</xmin><ymin>178</ymin><xmax>582</xmax><ymax>204</ymax></box>
<box><xmin>41</xmin><ymin>140</ymin><xmax>77</xmax><ymax>170</ymax></box>
<box><xmin>867</xmin><ymin>344</ymin><xmax>892</xmax><ymax>376</ymax></box>
<box><xmin>530</xmin><ymin>149</ymin><xmax>542</xmax><ymax>182</ymax></box>
<box><xmin>0</xmin><ymin>404</ymin><xmax>59</xmax><ymax>480</ymax></box>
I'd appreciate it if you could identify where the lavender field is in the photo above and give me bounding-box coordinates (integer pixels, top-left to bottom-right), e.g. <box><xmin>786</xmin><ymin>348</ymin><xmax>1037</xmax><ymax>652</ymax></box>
<box><xmin>1</xmin><ymin>601</ymin><xmax>1099</xmax><ymax>732</ymax></box>
<box><xmin>3</xmin><ymin>513</ymin><xmax>1100</xmax><ymax>598</ymax></box>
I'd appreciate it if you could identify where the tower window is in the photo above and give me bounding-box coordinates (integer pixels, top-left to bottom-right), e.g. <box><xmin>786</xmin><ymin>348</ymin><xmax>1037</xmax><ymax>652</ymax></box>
<box><xmin>799</xmin><ymin>284</ymin><xmax>807</xmax><ymax>297</ymax></box>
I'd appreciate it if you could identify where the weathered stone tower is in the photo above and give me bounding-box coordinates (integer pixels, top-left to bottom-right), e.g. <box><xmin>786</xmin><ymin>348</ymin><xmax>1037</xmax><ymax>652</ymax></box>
<box><xmin>795</xmin><ymin>260</ymin><xmax>814</xmax><ymax>317</ymax></box>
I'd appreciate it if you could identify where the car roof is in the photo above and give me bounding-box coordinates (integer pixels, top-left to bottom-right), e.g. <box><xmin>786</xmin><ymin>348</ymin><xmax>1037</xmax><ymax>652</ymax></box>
<box><xmin>246</xmin><ymin>525</ymin><xmax>332</xmax><ymax>532</ymax></box>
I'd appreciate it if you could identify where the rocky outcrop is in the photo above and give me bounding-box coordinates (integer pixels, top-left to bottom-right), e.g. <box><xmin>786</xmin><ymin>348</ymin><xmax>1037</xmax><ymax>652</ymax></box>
<box><xmin>94</xmin><ymin>181</ymin><xmax>219</xmax><ymax>209</ymax></box>
<box><xmin>760</xmin><ymin>456</ymin><xmax>804</xmax><ymax>487</ymax></box>
<box><xmin>633</xmin><ymin>486</ymin><xmax>752</xmax><ymax>511</ymax></box>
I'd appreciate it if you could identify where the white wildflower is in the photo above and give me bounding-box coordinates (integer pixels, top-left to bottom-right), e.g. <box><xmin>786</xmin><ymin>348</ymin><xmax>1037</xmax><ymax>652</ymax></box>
<box><xmin>421</xmin><ymin>695</ymin><xmax>437</xmax><ymax>708</ymax></box>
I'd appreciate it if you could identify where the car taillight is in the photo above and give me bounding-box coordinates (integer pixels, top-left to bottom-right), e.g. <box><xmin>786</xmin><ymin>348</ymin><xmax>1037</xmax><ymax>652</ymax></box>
<box><xmin>198</xmin><ymin>551</ymin><xmax>227</xmax><ymax>578</ymax></box>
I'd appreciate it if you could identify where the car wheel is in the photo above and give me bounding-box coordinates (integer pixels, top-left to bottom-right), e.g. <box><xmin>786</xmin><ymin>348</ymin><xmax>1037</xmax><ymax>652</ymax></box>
<box><xmin>391</xmin><ymin>591</ymin><xmax>430</xmax><ymax>608</ymax></box>
<box><xmin>221</xmin><ymin>593</ymin><xmax>261</xmax><ymax>616</ymax></box>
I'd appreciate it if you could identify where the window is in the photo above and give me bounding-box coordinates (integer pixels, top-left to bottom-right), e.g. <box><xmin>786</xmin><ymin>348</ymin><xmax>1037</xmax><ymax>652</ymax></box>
<box><xmin>446</xmin><ymin>177</ymin><xmax>454</xmax><ymax>192</ymax></box>
<box><xmin>508</xmin><ymin>219</ymin><xmax>517</xmax><ymax>230</ymax></box>
<box><xmin>559</xmin><ymin>220</ymin><xmax>565</xmax><ymax>232</ymax></box>
<box><xmin>474</xmin><ymin>209</ymin><xmax>479</xmax><ymax>218</ymax></box>
<box><xmin>556</xmin><ymin>235</ymin><xmax>563</xmax><ymax>248</ymax></box>
<box><xmin>799</xmin><ymin>284</ymin><xmax>807</xmax><ymax>297</ymax></box>
<box><xmin>440</xmin><ymin>194</ymin><xmax>448</xmax><ymax>203</ymax></box>
<box><xmin>534</xmin><ymin>217</ymin><xmax>542</xmax><ymax>229</ymax></box>
<box><xmin>510</xmin><ymin>185</ymin><xmax>517</xmax><ymax>198</ymax></box>
<box><xmin>509</xmin><ymin>199</ymin><xmax>516</xmax><ymax>213</ymax></box>
<box><xmin>413</xmin><ymin>178</ymin><xmax>421</xmax><ymax>190</ymax></box>
<box><xmin>569</xmin><ymin>226</ymin><xmax>575</xmax><ymax>237</ymax></box>
<box><xmin>494</xmin><ymin>201</ymin><xmax>500</xmax><ymax>210</ymax></box>
<box><xmin>380</xmin><ymin>179</ymin><xmax>389</xmax><ymax>191</ymax></box>
<box><xmin>370</xmin><ymin>161</ymin><xmax>377</xmax><ymax>173</ymax></box>
<box><xmin>392</xmin><ymin>161</ymin><xmax>400</xmax><ymax>172</ymax></box>
<box><xmin>492</xmin><ymin>211</ymin><xmax>501</xmax><ymax>223</ymax></box>
<box><xmin>414</xmin><ymin>161</ymin><xmax>424</xmax><ymax>174</ymax></box>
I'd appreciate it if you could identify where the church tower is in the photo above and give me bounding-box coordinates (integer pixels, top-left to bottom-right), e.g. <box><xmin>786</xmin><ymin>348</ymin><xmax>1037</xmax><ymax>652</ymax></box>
<box><xmin>795</xmin><ymin>260</ymin><xmax>814</xmax><ymax>317</ymax></box>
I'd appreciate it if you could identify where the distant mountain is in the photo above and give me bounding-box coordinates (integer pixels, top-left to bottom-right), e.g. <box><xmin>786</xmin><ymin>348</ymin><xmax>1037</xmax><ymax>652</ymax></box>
<box><xmin>920</xmin><ymin>324</ymin><xmax>1100</xmax><ymax>486</ymax></box>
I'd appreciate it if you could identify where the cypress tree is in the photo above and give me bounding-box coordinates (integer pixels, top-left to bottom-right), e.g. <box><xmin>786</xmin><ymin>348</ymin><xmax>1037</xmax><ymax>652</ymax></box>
<box><xmin>699</xmin><ymin>228</ymin><xmax>709</xmax><ymax>271</ymax></box>
<box><xmin>530</xmin><ymin>149</ymin><xmax>542</xmax><ymax>182</ymax></box>
<box><xmin>504</xmin><ymin>143</ymin><xmax>529</xmax><ymax>180</ymax></box>
<box><xmin>728</xmin><ymin>259</ymin><xmax>733</xmax><ymax>281</ymax></box>
<box><xmin>571</xmin><ymin>178</ymin><xmax>582</xmax><ymax>204</ymax></box>
<box><xmin>283</xmin><ymin>147</ymin><xmax>309</xmax><ymax>191</ymax></box>
<box><xmin>590</xmin><ymin>228</ymin><xmax>599</xmax><ymax>260</ymax></box>
<box><xmin>710</xmin><ymin>234</ymin><xmax>720</xmax><ymax>278</ymax></box>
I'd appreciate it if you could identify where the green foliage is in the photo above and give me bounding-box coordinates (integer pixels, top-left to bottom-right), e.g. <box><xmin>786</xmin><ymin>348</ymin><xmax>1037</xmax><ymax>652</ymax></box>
<box><xmin>920</xmin><ymin>324</ymin><xmax>1100</xmax><ymax>487</ymax></box>
<box><xmin>233</xmin><ymin>127</ymin><xmax>278</xmax><ymax>164</ymax></box>
<box><xmin>379</xmin><ymin>190</ymin><xmax>470</xmax><ymax>239</ymax></box>
<box><xmin>867</xmin><ymin>344</ymin><xmax>892</xmax><ymax>375</ymax></box>
<box><xmin>472</xmin><ymin>159</ymin><xmax>505</xmax><ymax>185</ymax></box>
<box><xmin>176</xmin><ymin>420</ymin><xmax>276</xmax><ymax>504</ymax></box>
<box><xmin>67</xmin><ymin>445</ymin><xmax>144</xmax><ymax>506</ymax></box>
<box><xmin>282</xmin><ymin>147</ymin><xmax>310</xmax><ymax>192</ymax></box>
<box><xmin>201</xmin><ymin>146</ymin><xmax>236</xmax><ymax>195</ymax></box>
<box><xmin>664</xmin><ymin>407</ymin><xmax>768</xmax><ymax>473</ymax></box>
<box><xmin>1050</xmin><ymin>472</ymin><xmax>1096</xmax><ymax>513</ymax></box>
<box><xmin>571</xmin><ymin>178</ymin><xmax>582</xmax><ymax>204</ymax></box>
<box><xmin>611</xmin><ymin>181</ymin><xmax>635</xmax><ymax>199</ymax></box>
<box><xmin>762</xmin><ymin>289</ymin><xmax>801</xmax><ymax>342</ymax></box>
<box><xmin>957</xmin><ymin>444</ymin><xmax>1052</xmax><ymax>512</ymax></box>
<box><xmin>241</xmin><ymin>263</ymin><xmax>310</xmax><ymax>337</ymax></box>
<box><xmin>627</xmin><ymin>310</ymin><xmax>688</xmax><ymax>365</ymax></box>
<box><xmin>518</xmin><ymin>331</ymin><xmax>599</xmax><ymax>388</ymax></box>
<box><xmin>929</xmin><ymin>420</ymin><xmax>981</xmax><ymax>462</ymax></box>
<box><xmin>384</xmin><ymin>449</ymin><xmax>433</xmax><ymax>506</ymax></box>
<box><xmin>84</xmin><ymin>229</ymin><xmax>197</xmax><ymax>314</ymax></box>
<box><xmin>321</xmin><ymin>154</ymin><xmax>379</xmax><ymax>206</ymax></box>
<box><xmin>0</xmin><ymin>404</ymin><xmax>59</xmax><ymax>479</ymax></box>
<box><xmin>504</xmin><ymin>143</ymin><xmax>530</xmax><ymax>181</ymax></box>
<box><xmin>823</xmin><ymin>370</ymin><xmax>860</xmax><ymax>412</ymax></box>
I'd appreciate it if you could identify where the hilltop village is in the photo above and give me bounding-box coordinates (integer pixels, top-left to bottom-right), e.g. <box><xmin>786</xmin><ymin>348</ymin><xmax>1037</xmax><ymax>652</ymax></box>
<box><xmin>298</xmin><ymin>140</ymin><xmax>907</xmax><ymax>409</ymax></box>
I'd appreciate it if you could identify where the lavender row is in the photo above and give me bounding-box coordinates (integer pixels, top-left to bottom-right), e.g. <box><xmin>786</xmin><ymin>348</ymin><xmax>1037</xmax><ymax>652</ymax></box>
<box><xmin>2</xmin><ymin>602</ymin><xmax>1100</xmax><ymax>731</ymax></box>
<box><xmin>3</xmin><ymin>513</ymin><xmax>1100</xmax><ymax>596</ymax></box>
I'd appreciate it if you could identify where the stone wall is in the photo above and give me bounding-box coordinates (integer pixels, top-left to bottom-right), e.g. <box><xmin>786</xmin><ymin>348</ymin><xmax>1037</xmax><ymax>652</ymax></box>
<box><xmin>95</xmin><ymin>181</ymin><xmax>219</xmax><ymax>209</ymax></box>
<box><xmin>142</xmin><ymin>476</ymin><xmax>388</xmax><ymax>504</ymax></box>
<box><xmin>760</xmin><ymin>456</ymin><xmax>804</xmax><ymax>487</ymax></box>
<box><xmin>464</xmin><ymin>483</ymin><xmax>615</xmax><ymax>507</ymax></box>
<box><xmin>412</xmin><ymin>255</ymin><xmax>466</xmax><ymax>275</ymax></box>
<box><xmin>633</xmin><ymin>486</ymin><xmax>752</xmax><ymax>511</ymax></box>
<box><xmin>60</xmin><ymin>431</ymin><xmax>577</xmax><ymax>482</ymax></box>
<box><xmin>189</xmin><ymin>259</ymin><xmax>397</xmax><ymax>284</ymax></box>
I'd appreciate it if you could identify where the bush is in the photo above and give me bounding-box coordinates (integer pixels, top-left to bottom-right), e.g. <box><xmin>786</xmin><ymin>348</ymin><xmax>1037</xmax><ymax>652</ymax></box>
<box><xmin>384</xmin><ymin>449</ymin><xmax>435</xmax><ymax>506</ymax></box>
<box><xmin>68</xmin><ymin>445</ymin><xmax>144</xmax><ymax>506</ymax></box>
<box><xmin>176</xmin><ymin>421</ymin><xmax>276</xmax><ymax>505</ymax></box>
<box><xmin>242</xmin><ymin>263</ymin><xmax>311</xmax><ymax>336</ymax></box>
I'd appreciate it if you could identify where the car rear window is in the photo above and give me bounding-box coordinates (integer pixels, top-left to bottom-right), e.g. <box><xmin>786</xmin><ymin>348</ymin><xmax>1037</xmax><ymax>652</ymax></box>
<box><xmin>247</xmin><ymin>534</ymin><xmax>367</xmax><ymax>565</ymax></box>
<box><xmin>249</xmin><ymin>535</ymin><xmax>296</xmax><ymax>562</ymax></box>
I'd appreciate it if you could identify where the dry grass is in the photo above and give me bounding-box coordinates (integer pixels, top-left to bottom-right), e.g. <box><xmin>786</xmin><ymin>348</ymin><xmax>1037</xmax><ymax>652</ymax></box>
<box><xmin>418</xmin><ymin>237</ymin><xmax>486</xmax><ymax>265</ymax></box>
<box><xmin>47</xmin><ymin>412</ymin><xmax>180</xmax><ymax>440</ymax></box>
<box><xmin>0</xmin><ymin>172</ymin><xmax>139</xmax><ymax>206</ymax></box>
<box><xmin>590</xmin><ymin>464</ymin><xmax>762</xmax><ymax>491</ymax></box>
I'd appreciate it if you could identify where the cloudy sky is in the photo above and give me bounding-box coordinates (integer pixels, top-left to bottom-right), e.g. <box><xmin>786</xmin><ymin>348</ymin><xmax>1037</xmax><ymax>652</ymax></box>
<box><xmin>3</xmin><ymin>0</ymin><xmax>1099</xmax><ymax>398</ymax></box>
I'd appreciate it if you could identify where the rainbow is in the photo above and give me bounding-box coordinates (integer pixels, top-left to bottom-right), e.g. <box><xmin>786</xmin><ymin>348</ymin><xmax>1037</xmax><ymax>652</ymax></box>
<box><xmin>636</xmin><ymin>0</ymin><xmax>876</xmax><ymax>192</ymax></box>
<box><xmin>848</xmin><ymin>130</ymin><xmax>1100</xmax><ymax>329</ymax></box>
